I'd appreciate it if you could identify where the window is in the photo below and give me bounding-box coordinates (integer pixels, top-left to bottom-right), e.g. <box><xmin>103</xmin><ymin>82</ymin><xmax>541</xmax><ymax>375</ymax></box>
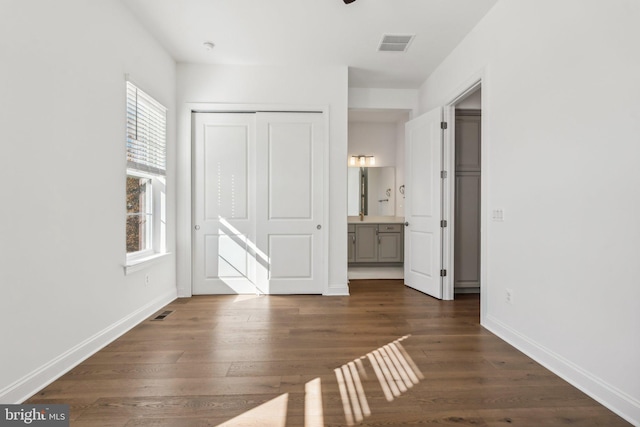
<box><xmin>126</xmin><ymin>174</ymin><xmax>152</xmax><ymax>253</ymax></box>
<box><xmin>125</xmin><ymin>81</ymin><xmax>167</xmax><ymax>265</ymax></box>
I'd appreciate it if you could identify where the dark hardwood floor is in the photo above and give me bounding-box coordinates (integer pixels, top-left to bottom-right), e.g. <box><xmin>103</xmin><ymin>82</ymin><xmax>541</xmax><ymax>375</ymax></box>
<box><xmin>27</xmin><ymin>280</ymin><xmax>630</xmax><ymax>426</ymax></box>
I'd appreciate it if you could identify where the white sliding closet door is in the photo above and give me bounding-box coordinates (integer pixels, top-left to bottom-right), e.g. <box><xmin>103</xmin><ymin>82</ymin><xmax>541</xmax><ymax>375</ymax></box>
<box><xmin>192</xmin><ymin>111</ymin><xmax>325</xmax><ymax>295</ymax></box>
<box><xmin>256</xmin><ymin>112</ymin><xmax>324</xmax><ymax>294</ymax></box>
<box><xmin>192</xmin><ymin>113</ymin><xmax>257</xmax><ymax>294</ymax></box>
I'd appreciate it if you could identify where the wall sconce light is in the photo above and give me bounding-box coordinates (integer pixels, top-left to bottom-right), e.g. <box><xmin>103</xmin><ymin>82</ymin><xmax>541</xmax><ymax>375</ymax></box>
<box><xmin>349</xmin><ymin>155</ymin><xmax>376</xmax><ymax>167</ymax></box>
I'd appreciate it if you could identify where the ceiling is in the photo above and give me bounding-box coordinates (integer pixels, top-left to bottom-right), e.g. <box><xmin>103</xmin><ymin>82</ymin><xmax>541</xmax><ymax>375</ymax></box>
<box><xmin>121</xmin><ymin>0</ymin><xmax>498</xmax><ymax>89</ymax></box>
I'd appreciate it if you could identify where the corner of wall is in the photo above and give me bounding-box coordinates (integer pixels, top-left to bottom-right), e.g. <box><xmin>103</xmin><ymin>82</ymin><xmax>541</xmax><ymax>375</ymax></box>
<box><xmin>483</xmin><ymin>315</ymin><xmax>640</xmax><ymax>426</ymax></box>
<box><xmin>0</xmin><ymin>290</ymin><xmax>177</xmax><ymax>404</ymax></box>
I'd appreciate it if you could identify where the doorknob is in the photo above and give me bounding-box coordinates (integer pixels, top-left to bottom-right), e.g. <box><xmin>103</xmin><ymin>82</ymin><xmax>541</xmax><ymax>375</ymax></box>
<box><xmin>317</xmin><ymin>224</ymin><xmax>322</xmax><ymax>230</ymax></box>
<box><xmin>404</xmin><ymin>222</ymin><xmax>409</xmax><ymax>227</ymax></box>
<box><xmin>194</xmin><ymin>225</ymin><xmax>200</xmax><ymax>230</ymax></box>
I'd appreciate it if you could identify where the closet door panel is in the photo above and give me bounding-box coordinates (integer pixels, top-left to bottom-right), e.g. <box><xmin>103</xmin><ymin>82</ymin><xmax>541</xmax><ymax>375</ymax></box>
<box><xmin>203</xmin><ymin>125</ymin><xmax>249</xmax><ymax>221</ymax></box>
<box><xmin>192</xmin><ymin>113</ymin><xmax>256</xmax><ymax>294</ymax></box>
<box><xmin>257</xmin><ymin>112</ymin><xmax>324</xmax><ymax>294</ymax></box>
<box><xmin>269</xmin><ymin>235</ymin><xmax>313</xmax><ymax>279</ymax></box>
<box><xmin>268</xmin><ymin>123</ymin><xmax>313</xmax><ymax>220</ymax></box>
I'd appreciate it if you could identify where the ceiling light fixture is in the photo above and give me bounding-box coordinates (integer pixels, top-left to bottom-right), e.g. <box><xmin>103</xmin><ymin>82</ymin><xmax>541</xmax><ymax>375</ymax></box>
<box><xmin>202</xmin><ymin>41</ymin><xmax>215</xmax><ymax>51</ymax></box>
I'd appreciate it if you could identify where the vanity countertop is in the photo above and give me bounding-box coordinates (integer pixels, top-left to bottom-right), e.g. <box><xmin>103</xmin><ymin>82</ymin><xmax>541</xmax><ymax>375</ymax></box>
<box><xmin>348</xmin><ymin>216</ymin><xmax>405</xmax><ymax>224</ymax></box>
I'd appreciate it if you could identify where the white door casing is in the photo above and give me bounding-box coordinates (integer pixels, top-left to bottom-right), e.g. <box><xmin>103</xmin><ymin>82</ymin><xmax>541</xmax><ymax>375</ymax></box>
<box><xmin>192</xmin><ymin>112</ymin><xmax>324</xmax><ymax>295</ymax></box>
<box><xmin>404</xmin><ymin>107</ymin><xmax>444</xmax><ymax>299</ymax></box>
<box><xmin>256</xmin><ymin>113</ymin><xmax>324</xmax><ymax>294</ymax></box>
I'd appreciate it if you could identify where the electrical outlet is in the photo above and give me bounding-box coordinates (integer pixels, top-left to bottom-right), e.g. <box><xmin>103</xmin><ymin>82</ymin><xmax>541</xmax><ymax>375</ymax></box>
<box><xmin>145</xmin><ymin>274</ymin><xmax>150</xmax><ymax>286</ymax></box>
<box><xmin>505</xmin><ymin>288</ymin><xmax>513</xmax><ymax>304</ymax></box>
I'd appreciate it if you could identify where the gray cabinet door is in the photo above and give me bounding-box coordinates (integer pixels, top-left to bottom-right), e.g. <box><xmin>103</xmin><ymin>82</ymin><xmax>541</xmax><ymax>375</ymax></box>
<box><xmin>349</xmin><ymin>223</ymin><xmax>404</xmax><ymax>264</ymax></box>
<box><xmin>455</xmin><ymin>173</ymin><xmax>480</xmax><ymax>288</ymax></box>
<box><xmin>378</xmin><ymin>232</ymin><xmax>403</xmax><ymax>262</ymax></box>
<box><xmin>348</xmin><ymin>232</ymin><xmax>356</xmax><ymax>262</ymax></box>
<box><xmin>355</xmin><ymin>224</ymin><xmax>378</xmax><ymax>262</ymax></box>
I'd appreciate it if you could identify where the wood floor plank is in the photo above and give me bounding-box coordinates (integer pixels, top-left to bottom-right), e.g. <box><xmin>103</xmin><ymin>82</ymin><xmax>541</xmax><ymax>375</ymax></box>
<box><xmin>33</xmin><ymin>377</ymin><xmax>282</xmax><ymax>399</ymax></box>
<box><xmin>79</xmin><ymin>351</ymin><xmax>184</xmax><ymax>365</ymax></box>
<box><xmin>25</xmin><ymin>280</ymin><xmax>631</xmax><ymax>426</ymax></box>
<box><xmin>472</xmin><ymin>406</ymin><xmax>630</xmax><ymax>427</ymax></box>
<box><xmin>61</xmin><ymin>362</ymin><xmax>232</xmax><ymax>381</ymax></box>
<box><xmin>22</xmin><ymin>397</ymin><xmax>98</xmax><ymax>421</ymax></box>
<box><xmin>77</xmin><ymin>394</ymin><xmax>285</xmax><ymax>421</ymax></box>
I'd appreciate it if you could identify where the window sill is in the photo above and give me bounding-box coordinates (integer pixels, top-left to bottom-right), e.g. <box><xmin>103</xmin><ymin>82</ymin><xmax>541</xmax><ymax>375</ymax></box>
<box><xmin>124</xmin><ymin>252</ymin><xmax>171</xmax><ymax>275</ymax></box>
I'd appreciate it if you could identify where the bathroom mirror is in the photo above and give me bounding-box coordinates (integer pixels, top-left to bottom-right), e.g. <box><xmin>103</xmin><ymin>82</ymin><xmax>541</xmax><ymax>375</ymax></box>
<box><xmin>348</xmin><ymin>167</ymin><xmax>395</xmax><ymax>217</ymax></box>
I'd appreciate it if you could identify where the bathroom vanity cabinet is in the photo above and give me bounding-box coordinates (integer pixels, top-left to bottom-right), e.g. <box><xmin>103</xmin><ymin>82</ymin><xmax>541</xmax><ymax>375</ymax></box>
<box><xmin>348</xmin><ymin>223</ymin><xmax>404</xmax><ymax>264</ymax></box>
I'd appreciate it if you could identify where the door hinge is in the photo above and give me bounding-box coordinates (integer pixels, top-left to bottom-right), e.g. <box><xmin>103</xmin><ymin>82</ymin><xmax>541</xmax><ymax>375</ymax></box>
<box><xmin>440</xmin><ymin>269</ymin><xmax>447</xmax><ymax>277</ymax></box>
<box><xmin>440</xmin><ymin>170</ymin><xmax>447</xmax><ymax>179</ymax></box>
<box><xmin>441</xmin><ymin>121</ymin><xmax>448</xmax><ymax>130</ymax></box>
<box><xmin>440</xmin><ymin>220</ymin><xmax>447</xmax><ymax>228</ymax></box>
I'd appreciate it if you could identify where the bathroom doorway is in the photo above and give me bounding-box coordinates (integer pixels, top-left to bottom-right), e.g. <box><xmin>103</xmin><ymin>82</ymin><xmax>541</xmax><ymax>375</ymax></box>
<box><xmin>347</xmin><ymin>109</ymin><xmax>411</xmax><ymax>280</ymax></box>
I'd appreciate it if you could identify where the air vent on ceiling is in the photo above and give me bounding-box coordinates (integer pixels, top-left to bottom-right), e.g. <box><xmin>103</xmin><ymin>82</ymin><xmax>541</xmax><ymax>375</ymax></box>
<box><xmin>378</xmin><ymin>34</ymin><xmax>415</xmax><ymax>52</ymax></box>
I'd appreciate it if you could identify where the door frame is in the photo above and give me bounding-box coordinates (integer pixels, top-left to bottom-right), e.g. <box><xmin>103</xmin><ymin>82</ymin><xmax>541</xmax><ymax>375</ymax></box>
<box><xmin>442</xmin><ymin>71</ymin><xmax>488</xmax><ymax>322</ymax></box>
<box><xmin>178</xmin><ymin>103</ymin><xmax>330</xmax><ymax>297</ymax></box>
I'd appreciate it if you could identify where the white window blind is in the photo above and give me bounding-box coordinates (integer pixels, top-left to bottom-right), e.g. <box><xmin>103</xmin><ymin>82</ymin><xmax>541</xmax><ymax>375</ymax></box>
<box><xmin>126</xmin><ymin>81</ymin><xmax>167</xmax><ymax>176</ymax></box>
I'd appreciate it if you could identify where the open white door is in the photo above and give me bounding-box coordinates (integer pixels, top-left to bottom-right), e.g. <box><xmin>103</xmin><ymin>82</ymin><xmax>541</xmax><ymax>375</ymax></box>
<box><xmin>404</xmin><ymin>107</ymin><xmax>444</xmax><ymax>299</ymax></box>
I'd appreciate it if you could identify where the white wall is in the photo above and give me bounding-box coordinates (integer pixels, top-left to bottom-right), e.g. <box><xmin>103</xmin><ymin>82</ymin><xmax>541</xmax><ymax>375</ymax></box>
<box><xmin>348</xmin><ymin>122</ymin><xmax>397</xmax><ymax>166</ymax></box>
<box><xmin>0</xmin><ymin>0</ymin><xmax>177</xmax><ymax>403</ymax></box>
<box><xmin>349</xmin><ymin>88</ymin><xmax>419</xmax><ymax>115</ymax></box>
<box><xmin>176</xmin><ymin>64</ymin><xmax>349</xmax><ymax>296</ymax></box>
<box><xmin>419</xmin><ymin>1</ymin><xmax>640</xmax><ymax>423</ymax></box>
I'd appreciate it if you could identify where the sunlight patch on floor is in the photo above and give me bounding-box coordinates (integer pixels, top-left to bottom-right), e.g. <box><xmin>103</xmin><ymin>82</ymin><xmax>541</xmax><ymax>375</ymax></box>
<box><xmin>366</xmin><ymin>336</ymin><xmax>423</xmax><ymax>405</ymax></box>
<box><xmin>232</xmin><ymin>294</ymin><xmax>263</xmax><ymax>303</ymax></box>
<box><xmin>337</xmin><ymin>335</ymin><xmax>423</xmax><ymax>425</ymax></box>
<box><xmin>304</xmin><ymin>378</ymin><xmax>324</xmax><ymax>427</ymax></box>
<box><xmin>215</xmin><ymin>335</ymin><xmax>424</xmax><ymax>427</ymax></box>
<box><xmin>217</xmin><ymin>393</ymin><xmax>288</xmax><ymax>427</ymax></box>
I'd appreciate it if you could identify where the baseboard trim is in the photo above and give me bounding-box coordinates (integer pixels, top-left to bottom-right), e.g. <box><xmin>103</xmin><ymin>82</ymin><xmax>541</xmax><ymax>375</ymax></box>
<box><xmin>484</xmin><ymin>315</ymin><xmax>640</xmax><ymax>426</ymax></box>
<box><xmin>454</xmin><ymin>287</ymin><xmax>480</xmax><ymax>294</ymax></box>
<box><xmin>177</xmin><ymin>283</ymin><xmax>192</xmax><ymax>298</ymax></box>
<box><xmin>348</xmin><ymin>266</ymin><xmax>404</xmax><ymax>280</ymax></box>
<box><xmin>0</xmin><ymin>289</ymin><xmax>177</xmax><ymax>404</ymax></box>
<box><xmin>324</xmin><ymin>282</ymin><xmax>349</xmax><ymax>296</ymax></box>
